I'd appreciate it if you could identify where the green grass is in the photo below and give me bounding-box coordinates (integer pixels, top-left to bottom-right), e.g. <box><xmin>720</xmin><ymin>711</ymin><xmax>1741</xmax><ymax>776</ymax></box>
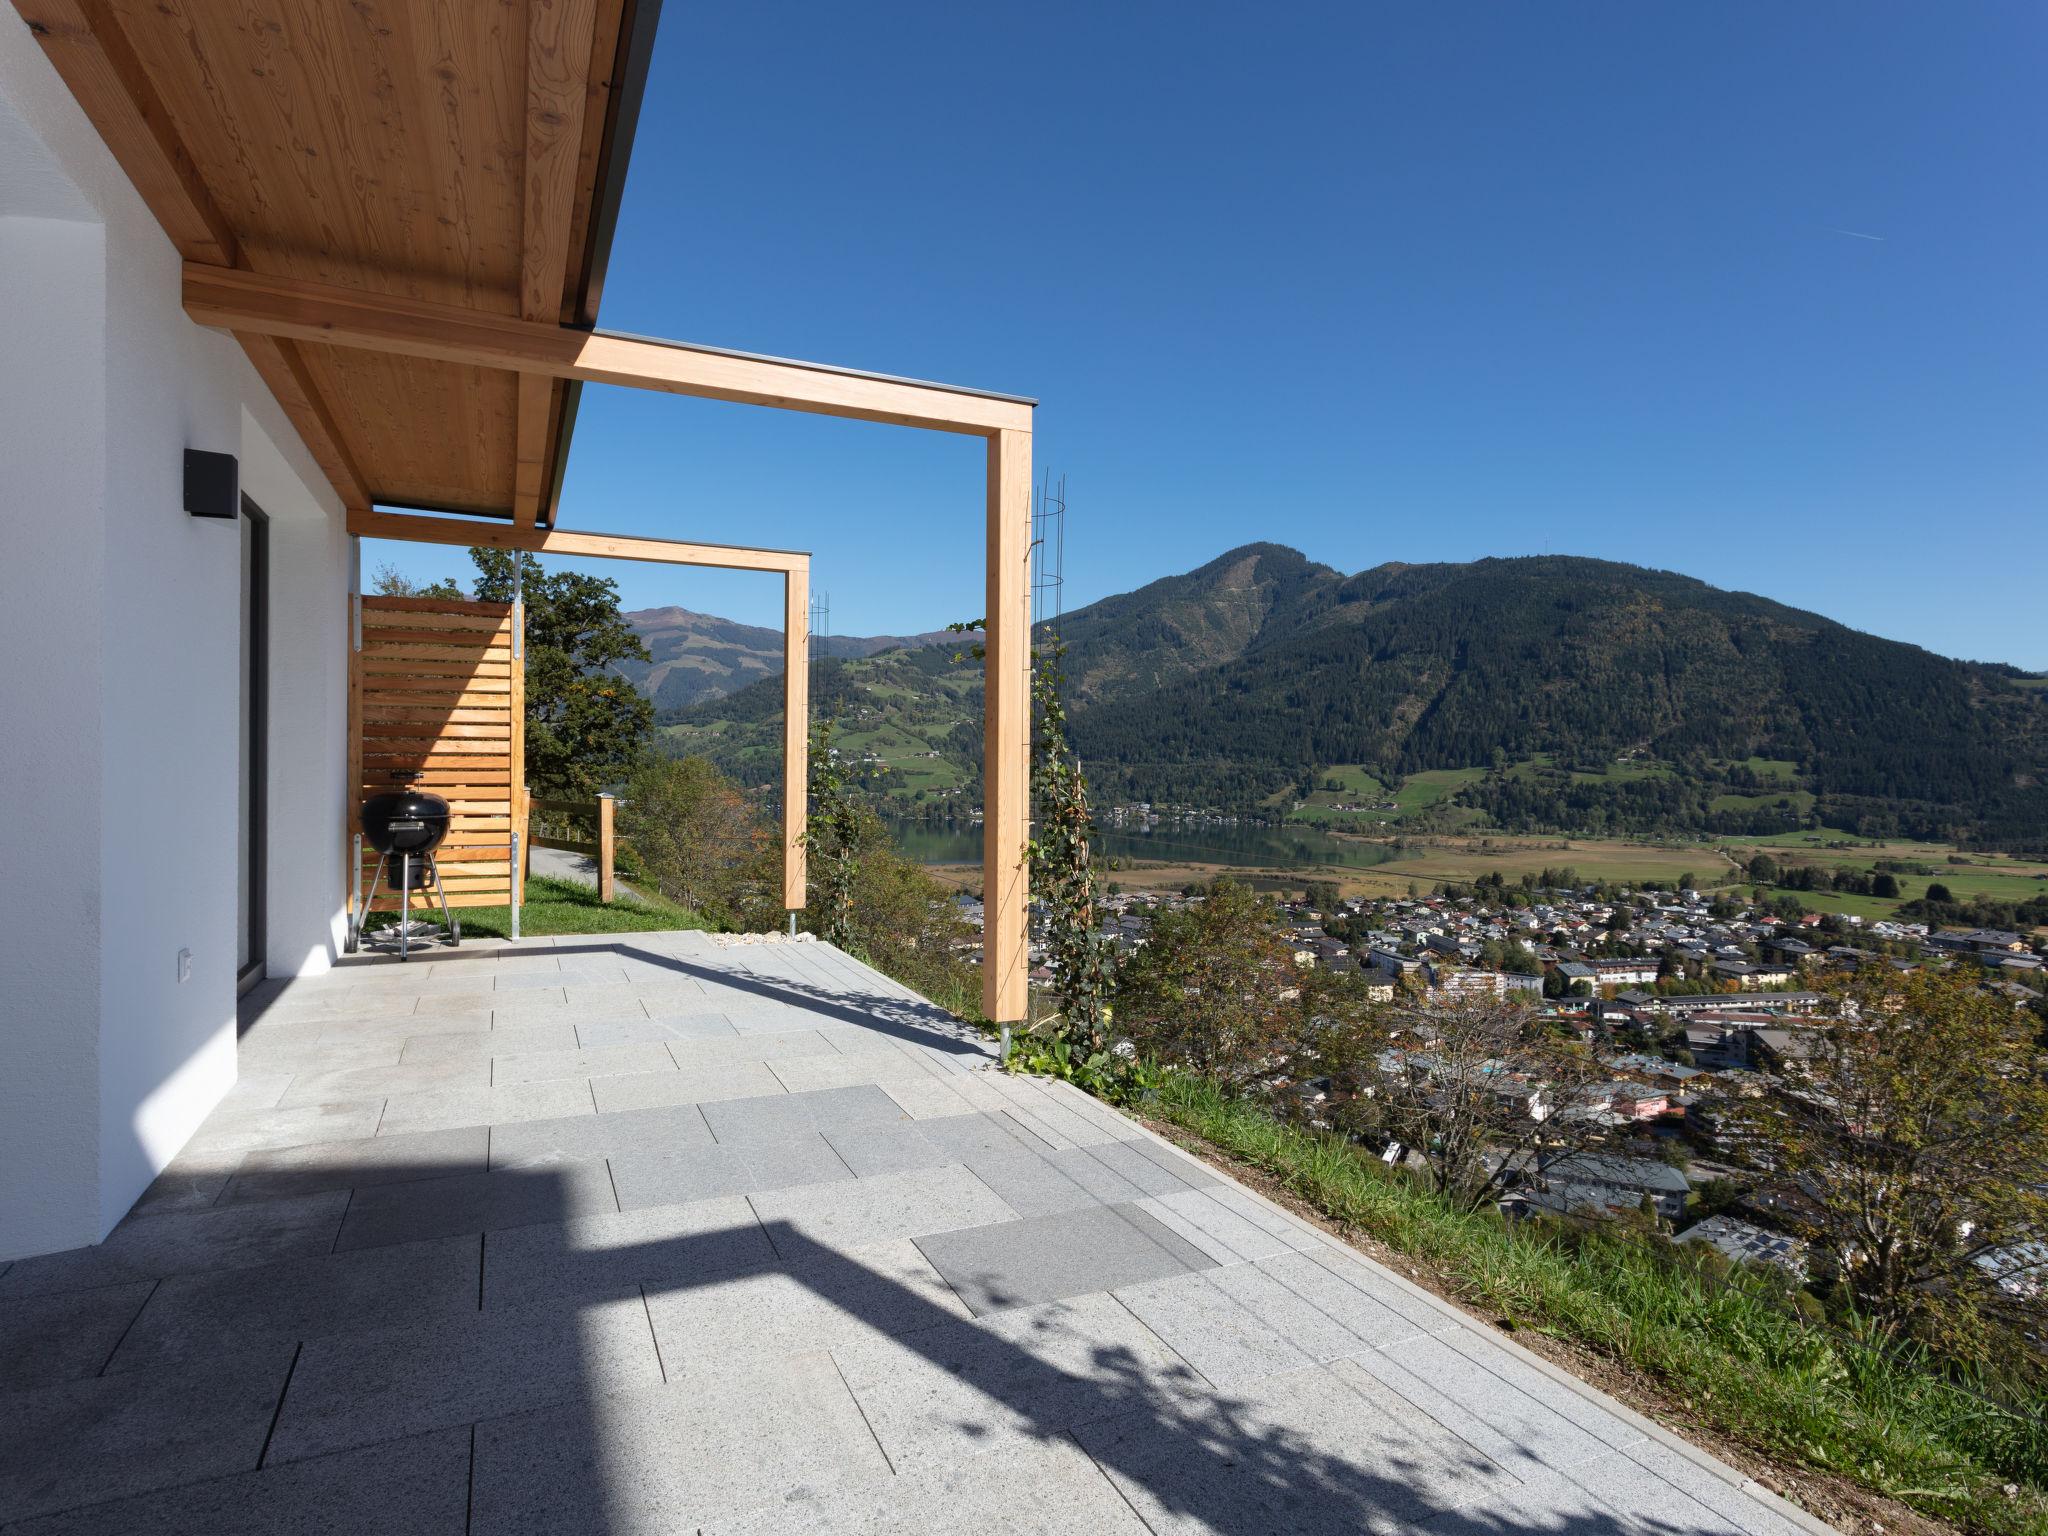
<box><xmin>1125</xmin><ymin>1074</ymin><xmax>2048</xmax><ymax>1535</ymax></box>
<box><xmin>365</xmin><ymin>875</ymin><xmax>709</xmax><ymax>941</ymax></box>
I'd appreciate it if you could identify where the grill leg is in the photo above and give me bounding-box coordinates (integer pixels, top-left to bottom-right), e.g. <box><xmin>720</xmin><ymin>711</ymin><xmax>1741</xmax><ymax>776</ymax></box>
<box><xmin>360</xmin><ymin>851</ymin><xmax>390</xmax><ymax>956</ymax></box>
<box><xmin>429</xmin><ymin>856</ymin><xmax>457</xmax><ymax>947</ymax></box>
<box><xmin>398</xmin><ymin>853</ymin><xmax>412</xmax><ymax>962</ymax></box>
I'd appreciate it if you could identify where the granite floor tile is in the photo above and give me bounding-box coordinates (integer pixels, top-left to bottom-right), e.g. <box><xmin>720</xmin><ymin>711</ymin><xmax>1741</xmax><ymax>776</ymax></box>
<box><xmin>667</xmin><ymin>1029</ymin><xmax>838</xmax><ymax>1068</ymax></box>
<box><xmin>182</xmin><ymin>1100</ymin><xmax>387</xmax><ymax>1158</ymax></box>
<box><xmin>487</xmin><ymin>1102</ymin><xmax>713</xmax><ymax>1171</ymax></box>
<box><xmin>0</xmin><ymin>1191</ymin><xmax>351</xmax><ymax>1299</ymax></box>
<box><xmin>699</xmin><ymin>1085</ymin><xmax>908</xmax><ymax>1145</ymax></box>
<box><xmin>480</xmin><ymin>1195</ymin><xmax>775</xmax><ymax>1310</ymax></box>
<box><xmin>1112</xmin><ymin>1268</ymin><xmax>1318</xmax><ymax>1388</ymax></box>
<box><xmin>268</xmin><ymin>1293</ymin><xmax>661</xmax><ymax>1464</ymax></box>
<box><xmin>750</xmin><ymin>1164</ymin><xmax>1016</xmax><ymax>1254</ymax></box>
<box><xmin>105</xmin><ymin>1234</ymin><xmax>480</xmax><ymax>1373</ymax></box>
<box><xmin>590</xmin><ymin>1060</ymin><xmax>785</xmax><ymax>1114</ymax></box>
<box><xmin>469</xmin><ymin>1353</ymin><xmax>889</xmax><ymax>1536</ymax></box>
<box><xmin>333</xmin><ymin>1160</ymin><xmax>619</xmax><ymax>1251</ymax></box>
<box><xmin>221</xmin><ymin>1124</ymin><xmax>489</xmax><ymax>1204</ymax></box>
<box><xmin>604</xmin><ymin>1134</ymin><xmax>855</xmax><ymax>1212</ymax></box>
<box><xmin>374</xmin><ymin>1078</ymin><xmax>596</xmax><ymax>1137</ymax></box>
<box><xmin>914</xmin><ymin>1202</ymin><xmax>1214</xmax><ymax>1315</ymax></box>
<box><xmin>0</xmin><ymin>1344</ymin><xmax>295</xmax><ymax>1523</ymax></box>
<box><xmin>1074</xmin><ymin>1359</ymin><xmax>1504</xmax><ymax>1536</ymax></box>
<box><xmin>0</xmin><ymin>1426</ymin><xmax>472</xmax><ymax>1536</ymax></box>
<box><xmin>0</xmin><ymin>1282</ymin><xmax>155</xmax><ymax>1389</ymax></box>
<box><xmin>490</xmin><ymin>1040</ymin><xmax>676</xmax><ymax>1084</ymax></box>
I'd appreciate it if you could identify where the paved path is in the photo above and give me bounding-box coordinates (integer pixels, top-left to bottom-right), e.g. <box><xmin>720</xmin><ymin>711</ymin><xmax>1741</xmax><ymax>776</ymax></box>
<box><xmin>0</xmin><ymin>933</ymin><xmax>1828</xmax><ymax>1535</ymax></box>
<box><xmin>527</xmin><ymin>843</ymin><xmax>644</xmax><ymax>903</ymax></box>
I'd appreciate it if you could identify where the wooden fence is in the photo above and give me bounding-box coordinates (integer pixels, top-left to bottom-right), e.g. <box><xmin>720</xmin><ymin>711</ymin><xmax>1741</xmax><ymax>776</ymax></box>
<box><xmin>348</xmin><ymin>594</ymin><xmax>524</xmax><ymax>912</ymax></box>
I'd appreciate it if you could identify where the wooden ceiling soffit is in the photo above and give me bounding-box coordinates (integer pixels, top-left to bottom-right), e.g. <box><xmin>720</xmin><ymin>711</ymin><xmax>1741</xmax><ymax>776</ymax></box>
<box><xmin>17</xmin><ymin>0</ymin><xmax>372</xmax><ymax>509</ymax></box>
<box><xmin>185</xmin><ymin>265</ymin><xmax>1038</xmax><ymax>437</ymax></box>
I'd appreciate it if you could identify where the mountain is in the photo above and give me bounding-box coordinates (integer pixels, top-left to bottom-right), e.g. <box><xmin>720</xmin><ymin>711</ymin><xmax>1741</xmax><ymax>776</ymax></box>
<box><xmin>614</xmin><ymin>606</ymin><xmax>954</xmax><ymax>711</ymax></box>
<box><xmin>651</xmin><ymin>549</ymin><xmax>2048</xmax><ymax>849</ymax></box>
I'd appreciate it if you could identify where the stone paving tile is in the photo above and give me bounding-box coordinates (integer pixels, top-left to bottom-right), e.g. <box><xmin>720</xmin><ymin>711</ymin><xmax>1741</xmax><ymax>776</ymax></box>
<box><xmin>105</xmin><ymin>1234</ymin><xmax>480</xmax><ymax>1374</ymax></box>
<box><xmin>1204</xmin><ymin>1249</ymin><xmax>1428</xmax><ymax>1358</ymax></box>
<box><xmin>636</xmin><ymin>1009</ymin><xmax>742</xmax><ymax>1040</ymax></box>
<box><xmin>768</xmin><ymin>1051</ymin><xmax>943</xmax><ymax>1094</ymax></box>
<box><xmin>469</xmin><ymin>1352</ymin><xmax>889</xmax><ymax>1536</ymax></box>
<box><xmin>480</xmin><ymin>1194</ymin><xmax>775</xmax><ymax>1310</ymax></box>
<box><xmin>128</xmin><ymin>1146</ymin><xmax>247</xmax><ymax>1215</ymax></box>
<box><xmin>750</xmin><ymin>1164</ymin><xmax>1016</xmax><ymax>1255</ymax></box>
<box><xmin>830</xmin><ymin>1291</ymin><xmax>1208</xmax><ymax>1471</ymax></box>
<box><xmin>182</xmin><ymin>1100</ymin><xmax>387</xmax><ymax>1158</ymax></box>
<box><xmin>699</xmin><ymin>1085</ymin><xmax>909</xmax><ymax>1145</ymax></box>
<box><xmin>277</xmin><ymin>1057</ymin><xmax>486</xmax><ymax>1110</ymax></box>
<box><xmin>487</xmin><ymin>1102</ymin><xmax>713</xmax><ymax>1171</ymax></box>
<box><xmin>701</xmin><ymin>1431</ymin><xmax>1154</xmax><ymax>1536</ymax></box>
<box><xmin>1050</xmin><ymin>1139</ymin><xmax>1211</xmax><ymax>1201</ymax></box>
<box><xmin>874</xmin><ymin>1075</ymin><xmax>977</xmax><ymax>1121</ymax></box>
<box><xmin>819</xmin><ymin>1122</ymin><xmax>956</xmax><ymax>1178</ymax></box>
<box><xmin>374</xmin><ymin>1078</ymin><xmax>596</xmax><ymax>1137</ymax></box>
<box><xmin>1074</xmin><ymin>1359</ymin><xmax>1506</xmax><ymax>1536</ymax></box>
<box><xmin>0</xmin><ymin>1191</ymin><xmax>351</xmax><ymax>1299</ymax></box>
<box><xmin>1136</xmin><ymin>1187</ymin><xmax>1303</xmax><ymax>1265</ymax></box>
<box><xmin>497</xmin><ymin>966</ymin><xmax>625</xmax><ymax>989</ymax></box>
<box><xmin>1300</xmin><ymin>1245</ymin><xmax>1466</xmax><ymax>1337</ymax></box>
<box><xmin>572</xmin><ymin>1014</ymin><xmax>699</xmax><ymax>1047</ymax></box>
<box><xmin>221</xmin><ymin>1124</ymin><xmax>489</xmax><ymax>1204</ymax></box>
<box><xmin>395</xmin><ymin>1019</ymin><xmax>582</xmax><ymax>1061</ymax></box>
<box><xmin>490</xmin><ymin>1040</ymin><xmax>676</xmax><ymax>1085</ymax></box>
<box><xmin>1113</xmin><ymin>1268</ymin><xmax>1318</xmax><ymax>1389</ymax></box>
<box><xmin>603</xmin><ymin>1138</ymin><xmax>833</xmax><ymax>1212</ymax></box>
<box><xmin>333</xmin><ymin>1159</ymin><xmax>619</xmax><ymax>1251</ymax></box>
<box><xmin>237</xmin><ymin>1036</ymin><xmax>403</xmax><ymax>1075</ymax></box>
<box><xmin>0</xmin><ymin>1343</ymin><xmax>296</xmax><ymax>1523</ymax></box>
<box><xmin>667</xmin><ymin>1029</ymin><xmax>838</xmax><ymax>1068</ymax></box>
<box><xmin>914</xmin><ymin>1202</ymin><xmax>1214</xmax><ymax>1316</ymax></box>
<box><xmin>269</xmin><ymin>1293</ymin><xmax>661</xmax><ymax>1464</ymax></box>
<box><xmin>1592</xmin><ymin>1438</ymin><xmax>1813</xmax><ymax>1536</ymax></box>
<box><xmin>1340</xmin><ymin>1338</ymin><xmax>1639</xmax><ymax>1483</ymax></box>
<box><xmin>0</xmin><ymin>1282</ymin><xmax>155</xmax><ymax>1389</ymax></box>
<box><xmin>644</xmin><ymin>1237</ymin><xmax>973</xmax><ymax>1373</ymax></box>
<box><xmin>0</xmin><ymin>1425</ymin><xmax>473</xmax><ymax>1536</ymax></box>
<box><xmin>590</xmin><ymin>1060</ymin><xmax>784</xmax><ymax>1114</ymax></box>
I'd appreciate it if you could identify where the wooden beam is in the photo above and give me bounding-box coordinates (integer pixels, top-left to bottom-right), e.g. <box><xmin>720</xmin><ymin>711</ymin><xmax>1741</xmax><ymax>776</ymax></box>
<box><xmin>347</xmin><ymin>508</ymin><xmax>808</xmax><ymax>574</ymax></box>
<box><xmin>982</xmin><ymin>428</ymin><xmax>1032</xmax><ymax>1025</ymax></box>
<box><xmin>514</xmin><ymin>0</ymin><xmax>599</xmax><ymax>527</ymax></box>
<box><xmin>782</xmin><ymin>565</ymin><xmax>809</xmax><ymax>912</ymax></box>
<box><xmin>15</xmin><ymin>0</ymin><xmax>238</xmax><ymax>266</ymax></box>
<box><xmin>185</xmin><ymin>265</ymin><xmax>1036</xmax><ymax>437</ymax></box>
<box><xmin>236</xmin><ymin>334</ymin><xmax>374</xmax><ymax>513</ymax></box>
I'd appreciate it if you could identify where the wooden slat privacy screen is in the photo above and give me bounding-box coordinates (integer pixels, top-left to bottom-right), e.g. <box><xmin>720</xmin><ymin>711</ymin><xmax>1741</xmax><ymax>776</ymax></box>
<box><xmin>348</xmin><ymin>595</ymin><xmax>524</xmax><ymax>911</ymax></box>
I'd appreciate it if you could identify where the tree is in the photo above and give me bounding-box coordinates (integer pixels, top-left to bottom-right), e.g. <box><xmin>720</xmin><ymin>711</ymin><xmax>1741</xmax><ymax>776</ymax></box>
<box><xmin>370</xmin><ymin>562</ymin><xmax>464</xmax><ymax>599</ymax></box>
<box><xmin>1353</xmin><ymin>992</ymin><xmax>1615</xmax><ymax>1214</ymax></box>
<box><xmin>466</xmin><ymin>549</ymin><xmax>653</xmax><ymax>798</ymax></box>
<box><xmin>1925</xmin><ymin>882</ymin><xmax>1954</xmax><ymax>904</ymax></box>
<box><xmin>1116</xmin><ymin>878</ymin><xmax>1307</xmax><ymax>1089</ymax></box>
<box><xmin>1871</xmin><ymin>872</ymin><xmax>1900</xmax><ymax>899</ymax></box>
<box><xmin>1729</xmin><ymin>969</ymin><xmax>2048</xmax><ymax>1362</ymax></box>
<box><xmin>617</xmin><ymin>755</ymin><xmax>773</xmax><ymax>925</ymax></box>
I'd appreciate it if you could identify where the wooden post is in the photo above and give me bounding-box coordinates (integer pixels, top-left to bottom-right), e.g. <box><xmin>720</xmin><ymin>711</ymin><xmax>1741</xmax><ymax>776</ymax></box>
<box><xmin>782</xmin><ymin>563</ymin><xmax>810</xmax><ymax>913</ymax></box>
<box><xmin>982</xmin><ymin>427</ymin><xmax>1032</xmax><ymax>1025</ymax></box>
<box><xmin>597</xmin><ymin>793</ymin><xmax>616</xmax><ymax>904</ymax></box>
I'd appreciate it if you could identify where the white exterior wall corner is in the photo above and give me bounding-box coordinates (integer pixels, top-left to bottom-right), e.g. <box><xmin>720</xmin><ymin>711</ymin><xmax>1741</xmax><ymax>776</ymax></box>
<box><xmin>0</xmin><ymin>20</ymin><xmax>349</xmax><ymax>1257</ymax></box>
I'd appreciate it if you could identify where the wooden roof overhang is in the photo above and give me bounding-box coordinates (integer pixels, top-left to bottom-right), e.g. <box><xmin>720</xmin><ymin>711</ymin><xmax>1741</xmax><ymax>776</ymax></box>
<box><xmin>16</xmin><ymin>0</ymin><xmax>661</xmax><ymax>528</ymax></box>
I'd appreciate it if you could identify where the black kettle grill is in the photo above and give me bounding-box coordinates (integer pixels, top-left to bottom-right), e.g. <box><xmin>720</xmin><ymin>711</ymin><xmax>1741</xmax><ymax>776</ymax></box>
<box><xmin>347</xmin><ymin>772</ymin><xmax>460</xmax><ymax>958</ymax></box>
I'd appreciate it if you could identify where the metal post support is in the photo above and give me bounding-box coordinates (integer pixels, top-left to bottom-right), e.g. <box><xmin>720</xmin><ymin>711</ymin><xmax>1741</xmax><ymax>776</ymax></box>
<box><xmin>510</xmin><ymin>831</ymin><xmax>522</xmax><ymax>941</ymax></box>
<box><xmin>398</xmin><ymin>852</ymin><xmax>412</xmax><ymax>961</ymax></box>
<box><xmin>348</xmin><ymin>833</ymin><xmax>363</xmax><ymax>951</ymax></box>
<box><xmin>787</xmin><ymin>911</ymin><xmax>797</xmax><ymax>937</ymax></box>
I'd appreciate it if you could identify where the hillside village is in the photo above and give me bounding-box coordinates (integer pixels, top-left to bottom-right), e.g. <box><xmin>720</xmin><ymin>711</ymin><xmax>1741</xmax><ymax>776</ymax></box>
<box><xmin>953</xmin><ymin>876</ymin><xmax>2048</xmax><ymax>1283</ymax></box>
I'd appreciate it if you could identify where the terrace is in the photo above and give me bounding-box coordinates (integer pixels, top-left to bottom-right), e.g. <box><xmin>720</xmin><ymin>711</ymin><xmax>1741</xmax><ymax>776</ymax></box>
<box><xmin>0</xmin><ymin>935</ymin><xmax>1823</xmax><ymax>1535</ymax></box>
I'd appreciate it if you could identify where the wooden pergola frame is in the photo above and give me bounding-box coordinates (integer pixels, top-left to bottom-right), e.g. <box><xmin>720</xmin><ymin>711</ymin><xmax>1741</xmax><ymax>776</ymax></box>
<box><xmin>355</xmin><ymin>509</ymin><xmax>814</xmax><ymax>920</ymax></box>
<box><xmin>220</xmin><ymin>271</ymin><xmax>1036</xmax><ymax>1024</ymax></box>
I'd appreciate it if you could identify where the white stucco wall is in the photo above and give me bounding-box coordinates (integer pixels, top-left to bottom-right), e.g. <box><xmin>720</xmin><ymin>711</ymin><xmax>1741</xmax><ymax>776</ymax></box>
<box><xmin>0</xmin><ymin>23</ymin><xmax>349</xmax><ymax>1258</ymax></box>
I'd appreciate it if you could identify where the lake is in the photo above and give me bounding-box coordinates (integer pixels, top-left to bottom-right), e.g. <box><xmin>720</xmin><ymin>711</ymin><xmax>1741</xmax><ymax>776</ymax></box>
<box><xmin>883</xmin><ymin>818</ymin><xmax>1402</xmax><ymax>872</ymax></box>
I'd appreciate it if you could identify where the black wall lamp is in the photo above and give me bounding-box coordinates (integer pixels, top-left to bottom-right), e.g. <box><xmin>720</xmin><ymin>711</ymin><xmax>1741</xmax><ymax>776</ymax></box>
<box><xmin>184</xmin><ymin>449</ymin><xmax>239</xmax><ymax>519</ymax></box>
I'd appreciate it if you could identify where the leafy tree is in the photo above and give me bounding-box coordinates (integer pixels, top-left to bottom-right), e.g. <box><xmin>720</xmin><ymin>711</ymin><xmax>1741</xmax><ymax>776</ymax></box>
<box><xmin>1350</xmin><ymin>992</ymin><xmax>1615</xmax><ymax>1214</ymax></box>
<box><xmin>1116</xmin><ymin>878</ymin><xmax>1307</xmax><ymax>1089</ymax></box>
<box><xmin>1925</xmin><ymin>882</ymin><xmax>1954</xmax><ymax>904</ymax></box>
<box><xmin>1729</xmin><ymin>969</ymin><xmax>2048</xmax><ymax>1362</ymax></box>
<box><xmin>466</xmin><ymin>549</ymin><xmax>653</xmax><ymax>798</ymax></box>
<box><xmin>369</xmin><ymin>562</ymin><xmax>464</xmax><ymax>599</ymax></box>
<box><xmin>617</xmin><ymin>755</ymin><xmax>773</xmax><ymax>925</ymax></box>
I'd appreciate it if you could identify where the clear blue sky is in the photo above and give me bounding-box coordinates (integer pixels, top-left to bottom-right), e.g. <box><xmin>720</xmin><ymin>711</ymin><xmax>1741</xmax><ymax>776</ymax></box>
<box><xmin>372</xmin><ymin>1</ymin><xmax>2047</xmax><ymax>667</ymax></box>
